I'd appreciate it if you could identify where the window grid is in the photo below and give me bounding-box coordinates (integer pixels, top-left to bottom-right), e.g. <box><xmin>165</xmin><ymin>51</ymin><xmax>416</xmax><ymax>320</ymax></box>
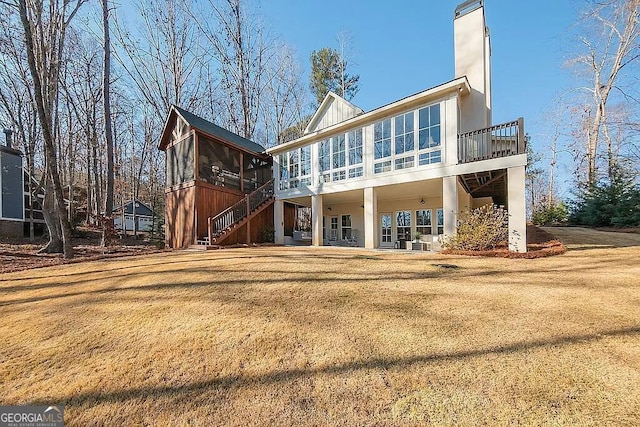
<box><xmin>395</xmin><ymin>156</ymin><xmax>414</xmax><ymax>170</ymax></box>
<box><xmin>418</xmin><ymin>104</ymin><xmax>442</xmax><ymax>165</ymax></box>
<box><xmin>396</xmin><ymin>211</ymin><xmax>411</xmax><ymax>241</ymax></box>
<box><xmin>437</xmin><ymin>208</ymin><xmax>444</xmax><ymax>235</ymax></box>
<box><xmin>416</xmin><ymin>209</ymin><xmax>432</xmax><ymax>236</ymax></box>
<box><xmin>341</xmin><ymin>215</ymin><xmax>352</xmax><ymax>240</ymax></box>
<box><xmin>381</xmin><ymin>214</ymin><xmax>392</xmax><ymax>243</ymax></box>
<box><xmin>280</xmin><ymin>146</ymin><xmax>311</xmax><ymax>190</ymax></box>
<box><xmin>330</xmin><ymin>217</ymin><xmax>338</xmax><ymax>241</ymax></box>
<box><xmin>278</xmin><ymin>153</ymin><xmax>288</xmax><ymax>190</ymax></box>
<box><xmin>373</xmin><ymin>119</ymin><xmax>392</xmax><ymax>173</ymax></box>
<box><xmin>394</xmin><ymin>112</ymin><xmax>414</xmax><ymax>156</ymax></box>
<box><xmin>348</xmin><ymin>166</ymin><xmax>363</xmax><ymax>178</ymax></box>
<box><xmin>318</xmin><ymin>130</ymin><xmax>363</xmax><ymax>184</ymax></box>
<box><xmin>348</xmin><ymin>129</ymin><xmax>363</xmax><ymax>179</ymax></box>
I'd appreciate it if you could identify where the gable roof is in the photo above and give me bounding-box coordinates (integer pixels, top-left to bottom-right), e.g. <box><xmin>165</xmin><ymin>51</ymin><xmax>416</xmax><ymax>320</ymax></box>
<box><xmin>112</xmin><ymin>199</ymin><xmax>155</xmax><ymax>217</ymax></box>
<box><xmin>304</xmin><ymin>92</ymin><xmax>364</xmax><ymax>134</ymax></box>
<box><xmin>158</xmin><ymin>105</ymin><xmax>266</xmax><ymax>154</ymax></box>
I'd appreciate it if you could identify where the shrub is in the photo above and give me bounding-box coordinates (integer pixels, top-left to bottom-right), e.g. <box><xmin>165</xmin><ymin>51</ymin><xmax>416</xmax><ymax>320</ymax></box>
<box><xmin>261</xmin><ymin>226</ymin><xmax>275</xmax><ymax>243</ymax></box>
<box><xmin>531</xmin><ymin>201</ymin><xmax>568</xmax><ymax>226</ymax></box>
<box><xmin>442</xmin><ymin>204</ymin><xmax>508</xmax><ymax>251</ymax></box>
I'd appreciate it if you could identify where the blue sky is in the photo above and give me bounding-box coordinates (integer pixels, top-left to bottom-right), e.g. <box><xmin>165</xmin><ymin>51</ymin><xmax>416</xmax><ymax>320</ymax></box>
<box><xmin>259</xmin><ymin>0</ymin><xmax>580</xmax><ymax>193</ymax></box>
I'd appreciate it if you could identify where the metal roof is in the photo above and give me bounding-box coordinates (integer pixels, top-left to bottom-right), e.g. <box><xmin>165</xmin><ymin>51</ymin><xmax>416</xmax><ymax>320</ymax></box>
<box><xmin>172</xmin><ymin>106</ymin><xmax>266</xmax><ymax>154</ymax></box>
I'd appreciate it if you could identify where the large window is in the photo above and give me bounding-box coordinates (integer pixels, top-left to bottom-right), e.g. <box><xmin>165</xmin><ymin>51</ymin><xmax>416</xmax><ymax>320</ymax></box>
<box><xmin>280</xmin><ymin>145</ymin><xmax>311</xmax><ymax>190</ymax></box>
<box><xmin>341</xmin><ymin>214</ymin><xmax>352</xmax><ymax>240</ymax></box>
<box><xmin>373</xmin><ymin>119</ymin><xmax>392</xmax><ymax>173</ymax></box>
<box><xmin>437</xmin><ymin>208</ymin><xmax>444</xmax><ymax>234</ymax></box>
<box><xmin>418</xmin><ymin>104</ymin><xmax>441</xmax><ymax>165</ymax></box>
<box><xmin>319</xmin><ymin>130</ymin><xmax>362</xmax><ymax>184</ymax></box>
<box><xmin>319</xmin><ymin>139</ymin><xmax>331</xmax><ymax>183</ymax></box>
<box><xmin>278</xmin><ymin>153</ymin><xmax>288</xmax><ymax>190</ymax></box>
<box><xmin>416</xmin><ymin>209</ymin><xmax>432</xmax><ymax>236</ymax></box>
<box><xmin>301</xmin><ymin>146</ymin><xmax>311</xmax><ymax>178</ymax></box>
<box><xmin>331</xmin><ymin>134</ymin><xmax>346</xmax><ymax>182</ymax></box>
<box><xmin>395</xmin><ymin>112</ymin><xmax>414</xmax><ymax>154</ymax></box>
<box><xmin>332</xmin><ymin>134</ymin><xmax>346</xmax><ymax>169</ymax></box>
<box><xmin>348</xmin><ymin>129</ymin><xmax>363</xmax><ymax>178</ymax></box>
<box><xmin>289</xmin><ymin>150</ymin><xmax>299</xmax><ymax>179</ymax></box>
<box><xmin>396</xmin><ymin>211</ymin><xmax>411</xmax><ymax>241</ymax></box>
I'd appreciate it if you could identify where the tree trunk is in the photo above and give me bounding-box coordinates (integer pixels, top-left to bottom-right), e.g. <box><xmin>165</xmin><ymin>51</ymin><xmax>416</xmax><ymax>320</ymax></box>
<box><xmin>38</xmin><ymin>173</ymin><xmax>63</xmax><ymax>254</ymax></box>
<box><xmin>18</xmin><ymin>0</ymin><xmax>75</xmax><ymax>259</ymax></box>
<box><xmin>101</xmin><ymin>0</ymin><xmax>116</xmax><ymax>247</ymax></box>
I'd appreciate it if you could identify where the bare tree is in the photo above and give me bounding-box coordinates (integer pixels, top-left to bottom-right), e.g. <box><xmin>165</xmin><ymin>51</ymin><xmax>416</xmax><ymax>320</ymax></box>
<box><xmin>113</xmin><ymin>0</ymin><xmax>206</xmax><ymax>123</ymax></box>
<box><xmin>101</xmin><ymin>0</ymin><xmax>115</xmax><ymax>246</ymax></box>
<box><xmin>336</xmin><ymin>29</ymin><xmax>359</xmax><ymax>100</ymax></box>
<box><xmin>194</xmin><ymin>0</ymin><xmax>272</xmax><ymax>139</ymax></box>
<box><xmin>262</xmin><ymin>44</ymin><xmax>307</xmax><ymax>147</ymax></box>
<box><xmin>0</xmin><ymin>10</ymin><xmax>42</xmax><ymax>241</ymax></box>
<box><xmin>60</xmin><ymin>29</ymin><xmax>103</xmax><ymax>226</ymax></box>
<box><xmin>16</xmin><ymin>0</ymin><xmax>87</xmax><ymax>258</ymax></box>
<box><xmin>568</xmin><ymin>0</ymin><xmax>640</xmax><ymax>185</ymax></box>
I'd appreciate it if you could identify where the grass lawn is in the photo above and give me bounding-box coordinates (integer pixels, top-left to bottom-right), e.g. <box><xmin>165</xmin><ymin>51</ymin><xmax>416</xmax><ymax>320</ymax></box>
<box><xmin>1</xmin><ymin>229</ymin><xmax>639</xmax><ymax>425</ymax></box>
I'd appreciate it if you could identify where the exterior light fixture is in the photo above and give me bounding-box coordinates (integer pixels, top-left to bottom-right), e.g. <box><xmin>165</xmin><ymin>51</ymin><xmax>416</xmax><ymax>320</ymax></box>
<box><xmin>420</xmin><ymin>198</ymin><xmax>425</xmax><ymax>205</ymax></box>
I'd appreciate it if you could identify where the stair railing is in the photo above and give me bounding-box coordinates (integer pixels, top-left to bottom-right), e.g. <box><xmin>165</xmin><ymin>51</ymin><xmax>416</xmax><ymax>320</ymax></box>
<box><xmin>207</xmin><ymin>179</ymin><xmax>274</xmax><ymax>244</ymax></box>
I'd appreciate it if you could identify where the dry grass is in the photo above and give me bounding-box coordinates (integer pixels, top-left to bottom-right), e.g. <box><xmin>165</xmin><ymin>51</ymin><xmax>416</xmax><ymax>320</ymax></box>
<box><xmin>543</xmin><ymin>226</ymin><xmax>640</xmax><ymax>249</ymax></box>
<box><xmin>1</xmin><ymin>230</ymin><xmax>639</xmax><ymax>425</ymax></box>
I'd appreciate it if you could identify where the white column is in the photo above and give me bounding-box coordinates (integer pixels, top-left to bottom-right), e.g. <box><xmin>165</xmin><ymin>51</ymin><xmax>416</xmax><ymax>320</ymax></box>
<box><xmin>311</xmin><ymin>194</ymin><xmax>323</xmax><ymax>247</ymax></box>
<box><xmin>444</xmin><ymin>96</ymin><xmax>459</xmax><ymax>166</ymax></box>
<box><xmin>364</xmin><ymin>187</ymin><xmax>377</xmax><ymax>249</ymax></box>
<box><xmin>508</xmin><ymin>166</ymin><xmax>527</xmax><ymax>253</ymax></box>
<box><xmin>274</xmin><ymin>199</ymin><xmax>285</xmax><ymax>245</ymax></box>
<box><xmin>442</xmin><ymin>175</ymin><xmax>458</xmax><ymax>238</ymax></box>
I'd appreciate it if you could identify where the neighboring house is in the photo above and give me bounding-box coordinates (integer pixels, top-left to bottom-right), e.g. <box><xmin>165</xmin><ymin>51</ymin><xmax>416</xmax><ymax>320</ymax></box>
<box><xmin>266</xmin><ymin>0</ymin><xmax>528</xmax><ymax>252</ymax></box>
<box><xmin>113</xmin><ymin>199</ymin><xmax>157</xmax><ymax>233</ymax></box>
<box><xmin>158</xmin><ymin>106</ymin><xmax>276</xmax><ymax>248</ymax></box>
<box><xmin>0</xmin><ymin>129</ymin><xmax>24</xmax><ymax>238</ymax></box>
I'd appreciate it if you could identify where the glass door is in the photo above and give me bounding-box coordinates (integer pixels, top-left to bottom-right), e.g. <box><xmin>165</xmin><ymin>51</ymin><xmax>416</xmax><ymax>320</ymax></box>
<box><xmin>329</xmin><ymin>216</ymin><xmax>338</xmax><ymax>241</ymax></box>
<box><xmin>380</xmin><ymin>213</ymin><xmax>393</xmax><ymax>247</ymax></box>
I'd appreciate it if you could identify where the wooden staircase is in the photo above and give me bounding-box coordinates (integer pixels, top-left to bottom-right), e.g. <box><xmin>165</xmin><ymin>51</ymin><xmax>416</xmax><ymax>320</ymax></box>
<box><xmin>196</xmin><ymin>179</ymin><xmax>274</xmax><ymax>247</ymax></box>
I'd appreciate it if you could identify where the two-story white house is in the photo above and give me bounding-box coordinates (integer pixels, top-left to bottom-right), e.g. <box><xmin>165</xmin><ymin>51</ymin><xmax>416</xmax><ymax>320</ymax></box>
<box><xmin>267</xmin><ymin>0</ymin><xmax>528</xmax><ymax>252</ymax></box>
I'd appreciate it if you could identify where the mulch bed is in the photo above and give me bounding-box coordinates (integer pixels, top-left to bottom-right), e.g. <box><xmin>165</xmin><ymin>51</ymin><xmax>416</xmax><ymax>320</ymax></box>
<box><xmin>0</xmin><ymin>229</ymin><xmax>166</xmax><ymax>274</ymax></box>
<box><xmin>440</xmin><ymin>224</ymin><xmax>567</xmax><ymax>259</ymax></box>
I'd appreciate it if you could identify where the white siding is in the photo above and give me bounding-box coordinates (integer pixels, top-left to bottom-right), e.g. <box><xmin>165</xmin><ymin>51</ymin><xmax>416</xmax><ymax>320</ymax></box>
<box><xmin>306</xmin><ymin>95</ymin><xmax>362</xmax><ymax>134</ymax></box>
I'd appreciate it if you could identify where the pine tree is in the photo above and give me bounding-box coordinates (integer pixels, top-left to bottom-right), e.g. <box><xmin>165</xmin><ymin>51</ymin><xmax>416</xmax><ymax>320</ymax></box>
<box><xmin>310</xmin><ymin>47</ymin><xmax>359</xmax><ymax>107</ymax></box>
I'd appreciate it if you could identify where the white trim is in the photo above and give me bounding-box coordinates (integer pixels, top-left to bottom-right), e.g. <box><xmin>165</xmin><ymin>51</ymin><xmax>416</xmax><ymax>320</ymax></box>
<box><xmin>275</xmin><ymin>153</ymin><xmax>527</xmax><ymax>200</ymax></box>
<box><xmin>304</xmin><ymin>91</ymin><xmax>364</xmax><ymax>134</ymax></box>
<box><xmin>268</xmin><ymin>77</ymin><xmax>471</xmax><ymax>154</ymax></box>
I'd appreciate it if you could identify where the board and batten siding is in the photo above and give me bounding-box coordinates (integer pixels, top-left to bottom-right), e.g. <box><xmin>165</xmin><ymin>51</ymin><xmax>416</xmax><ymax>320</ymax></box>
<box><xmin>307</xmin><ymin>95</ymin><xmax>362</xmax><ymax>134</ymax></box>
<box><xmin>165</xmin><ymin>184</ymin><xmax>196</xmax><ymax>248</ymax></box>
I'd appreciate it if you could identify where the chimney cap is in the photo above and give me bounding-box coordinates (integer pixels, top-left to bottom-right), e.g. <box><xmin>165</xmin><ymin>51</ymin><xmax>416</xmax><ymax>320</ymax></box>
<box><xmin>455</xmin><ymin>0</ymin><xmax>483</xmax><ymax>19</ymax></box>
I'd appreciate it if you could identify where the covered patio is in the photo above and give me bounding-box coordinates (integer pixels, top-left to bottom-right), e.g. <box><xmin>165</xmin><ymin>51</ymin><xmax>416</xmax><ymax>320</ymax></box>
<box><xmin>274</xmin><ymin>171</ymin><xmax>519</xmax><ymax>250</ymax></box>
